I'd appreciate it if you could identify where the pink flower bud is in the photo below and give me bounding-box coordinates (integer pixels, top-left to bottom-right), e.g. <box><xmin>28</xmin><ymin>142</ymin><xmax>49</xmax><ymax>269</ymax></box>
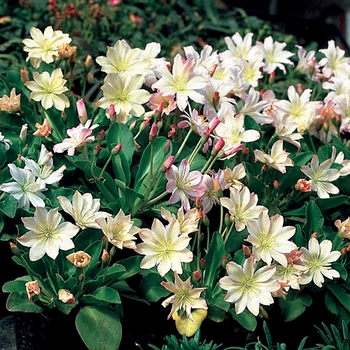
<box><xmin>111</xmin><ymin>143</ymin><xmax>122</xmax><ymax>155</ymax></box>
<box><xmin>162</xmin><ymin>155</ymin><xmax>174</xmax><ymax>171</ymax></box>
<box><xmin>149</xmin><ymin>123</ymin><xmax>158</xmax><ymax>143</ymax></box>
<box><xmin>76</xmin><ymin>99</ymin><xmax>88</xmax><ymax>124</ymax></box>
<box><xmin>204</xmin><ymin>116</ymin><xmax>221</xmax><ymax>138</ymax></box>
<box><xmin>211</xmin><ymin>138</ymin><xmax>225</xmax><ymax>156</ymax></box>
<box><xmin>108</xmin><ymin>104</ymin><xmax>116</xmax><ymax>121</ymax></box>
<box><xmin>97</xmin><ymin>130</ymin><xmax>105</xmax><ymax>143</ymax></box>
<box><xmin>163</xmin><ymin>140</ymin><xmax>171</xmax><ymax>155</ymax></box>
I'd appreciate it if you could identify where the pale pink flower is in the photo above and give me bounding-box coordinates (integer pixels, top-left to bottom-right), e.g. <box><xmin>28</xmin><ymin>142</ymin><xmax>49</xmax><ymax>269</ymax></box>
<box><xmin>53</xmin><ymin>119</ymin><xmax>98</xmax><ymax>156</ymax></box>
<box><xmin>166</xmin><ymin>159</ymin><xmax>205</xmax><ymax>211</ymax></box>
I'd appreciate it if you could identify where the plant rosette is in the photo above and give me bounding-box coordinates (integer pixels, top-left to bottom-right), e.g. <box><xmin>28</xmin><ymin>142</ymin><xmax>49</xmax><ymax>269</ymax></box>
<box><xmin>0</xmin><ymin>26</ymin><xmax>350</xmax><ymax>349</ymax></box>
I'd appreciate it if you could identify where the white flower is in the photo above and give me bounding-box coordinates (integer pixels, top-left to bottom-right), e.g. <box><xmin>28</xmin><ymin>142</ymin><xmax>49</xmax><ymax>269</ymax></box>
<box><xmin>23</xmin><ymin>145</ymin><xmax>66</xmax><ymax>187</ymax></box>
<box><xmin>17</xmin><ymin>206</ymin><xmax>79</xmax><ymax>261</ymax></box>
<box><xmin>300</xmin><ymin>155</ymin><xmax>340</xmax><ymax>198</ymax></box>
<box><xmin>58</xmin><ymin>191</ymin><xmax>110</xmax><ymax>230</ymax></box>
<box><xmin>0</xmin><ymin>164</ymin><xmax>46</xmax><ymax>210</ymax></box>
<box><xmin>219</xmin><ymin>256</ymin><xmax>280</xmax><ymax>316</ymax></box>
<box><xmin>220</xmin><ymin>186</ymin><xmax>267</xmax><ymax>232</ymax></box>
<box><xmin>246</xmin><ymin>212</ymin><xmax>297</xmax><ymax>267</ymax></box>
<box><xmin>136</xmin><ymin>218</ymin><xmax>193</xmax><ymax>277</ymax></box>
<box><xmin>161</xmin><ymin>272</ymin><xmax>207</xmax><ymax>321</ymax></box>
<box><xmin>95</xmin><ymin>209</ymin><xmax>140</xmax><ymax>249</ymax></box>
<box><xmin>299</xmin><ymin>238</ymin><xmax>341</xmax><ymax>288</ymax></box>
<box><xmin>257</xmin><ymin>36</ymin><xmax>294</xmax><ymax>74</ymax></box>
<box><xmin>0</xmin><ymin>132</ymin><xmax>12</xmax><ymax>150</ymax></box>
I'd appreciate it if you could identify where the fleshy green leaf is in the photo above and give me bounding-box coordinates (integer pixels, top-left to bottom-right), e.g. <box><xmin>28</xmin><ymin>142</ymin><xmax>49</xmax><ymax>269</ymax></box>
<box><xmin>6</xmin><ymin>291</ymin><xmax>44</xmax><ymax>313</ymax></box>
<box><xmin>76</xmin><ymin>305</ymin><xmax>122</xmax><ymax>350</ymax></box>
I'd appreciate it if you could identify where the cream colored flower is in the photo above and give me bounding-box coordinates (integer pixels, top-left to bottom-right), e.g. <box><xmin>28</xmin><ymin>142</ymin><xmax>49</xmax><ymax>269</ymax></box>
<box><xmin>58</xmin><ymin>191</ymin><xmax>110</xmax><ymax>230</ymax></box>
<box><xmin>223</xmin><ymin>164</ymin><xmax>246</xmax><ymax>190</ymax></box>
<box><xmin>23</xmin><ymin>26</ymin><xmax>71</xmax><ymax>67</ymax></box>
<box><xmin>220</xmin><ymin>186</ymin><xmax>267</xmax><ymax>232</ymax></box>
<box><xmin>246</xmin><ymin>212</ymin><xmax>297</xmax><ymax>267</ymax></box>
<box><xmin>161</xmin><ymin>206</ymin><xmax>200</xmax><ymax>235</ymax></box>
<box><xmin>0</xmin><ymin>88</ymin><xmax>20</xmax><ymax>112</ymax></box>
<box><xmin>215</xmin><ymin>113</ymin><xmax>260</xmax><ymax>159</ymax></box>
<box><xmin>219</xmin><ymin>256</ymin><xmax>280</xmax><ymax>316</ymax></box>
<box><xmin>299</xmin><ymin>238</ymin><xmax>341</xmax><ymax>288</ymax></box>
<box><xmin>96</xmin><ymin>39</ymin><xmax>152</xmax><ymax>77</ymax></box>
<box><xmin>136</xmin><ymin>218</ymin><xmax>193</xmax><ymax>277</ymax></box>
<box><xmin>161</xmin><ymin>272</ymin><xmax>207</xmax><ymax>321</ymax></box>
<box><xmin>25</xmin><ymin>68</ymin><xmax>70</xmax><ymax>111</ymax></box>
<box><xmin>98</xmin><ymin>72</ymin><xmax>150</xmax><ymax>123</ymax></box>
<box><xmin>95</xmin><ymin>209</ymin><xmax>140</xmax><ymax>250</ymax></box>
<box><xmin>18</xmin><ymin>207</ymin><xmax>80</xmax><ymax>261</ymax></box>
<box><xmin>254</xmin><ymin>140</ymin><xmax>294</xmax><ymax>174</ymax></box>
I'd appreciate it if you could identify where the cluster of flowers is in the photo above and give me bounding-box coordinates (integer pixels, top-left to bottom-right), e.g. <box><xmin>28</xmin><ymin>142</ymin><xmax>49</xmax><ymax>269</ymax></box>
<box><xmin>1</xmin><ymin>25</ymin><xmax>350</xmax><ymax>338</ymax></box>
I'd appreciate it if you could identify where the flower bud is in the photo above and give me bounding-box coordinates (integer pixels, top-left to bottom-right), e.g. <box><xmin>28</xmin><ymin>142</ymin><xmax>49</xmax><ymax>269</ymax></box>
<box><xmin>204</xmin><ymin>116</ymin><xmax>221</xmax><ymax>138</ymax></box>
<box><xmin>84</xmin><ymin>55</ymin><xmax>93</xmax><ymax>69</ymax></box>
<box><xmin>221</xmin><ymin>255</ymin><xmax>228</xmax><ymax>268</ymax></box>
<box><xmin>111</xmin><ymin>143</ymin><xmax>122</xmax><ymax>155</ymax></box>
<box><xmin>66</xmin><ymin>251</ymin><xmax>91</xmax><ymax>267</ymax></box>
<box><xmin>97</xmin><ymin>130</ymin><xmax>105</xmax><ymax>143</ymax></box>
<box><xmin>295</xmin><ymin>179</ymin><xmax>311</xmax><ymax>192</ymax></box>
<box><xmin>19</xmin><ymin>123</ymin><xmax>28</xmax><ymax>142</ymax></box>
<box><xmin>94</xmin><ymin>144</ymin><xmax>102</xmax><ymax>157</ymax></box>
<box><xmin>25</xmin><ymin>280</ymin><xmax>40</xmax><ymax>301</ymax></box>
<box><xmin>149</xmin><ymin>123</ymin><xmax>158</xmax><ymax>143</ymax></box>
<box><xmin>108</xmin><ymin>104</ymin><xmax>116</xmax><ymax>121</ymax></box>
<box><xmin>193</xmin><ymin>270</ymin><xmax>201</xmax><ymax>282</ymax></box>
<box><xmin>162</xmin><ymin>155</ymin><xmax>174</xmax><ymax>171</ymax></box>
<box><xmin>58</xmin><ymin>289</ymin><xmax>75</xmax><ymax>304</ymax></box>
<box><xmin>9</xmin><ymin>242</ymin><xmax>21</xmax><ymax>256</ymax></box>
<box><xmin>200</xmin><ymin>258</ymin><xmax>206</xmax><ymax>271</ymax></box>
<box><xmin>211</xmin><ymin>138</ymin><xmax>225</xmax><ymax>157</ymax></box>
<box><xmin>20</xmin><ymin>67</ymin><xmax>29</xmax><ymax>84</ymax></box>
<box><xmin>242</xmin><ymin>244</ymin><xmax>252</xmax><ymax>257</ymax></box>
<box><xmin>163</xmin><ymin>140</ymin><xmax>171</xmax><ymax>156</ymax></box>
<box><xmin>101</xmin><ymin>248</ymin><xmax>110</xmax><ymax>267</ymax></box>
<box><xmin>76</xmin><ymin>99</ymin><xmax>88</xmax><ymax>124</ymax></box>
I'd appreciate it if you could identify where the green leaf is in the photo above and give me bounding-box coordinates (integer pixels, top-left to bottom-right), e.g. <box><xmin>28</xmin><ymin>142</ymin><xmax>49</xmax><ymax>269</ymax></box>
<box><xmin>134</xmin><ymin>136</ymin><xmax>171</xmax><ymax>194</ymax></box>
<box><xmin>315</xmin><ymin>195</ymin><xmax>350</xmax><ymax>212</ymax></box>
<box><xmin>0</xmin><ymin>194</ymin><xmax>17</xmax><ymax>218</ymax></box>
<box><xmin>279</xmin><ymin>291</ymin><xmax>312</xmax><ymax>322</ymax></box>
<box><xmin>76</xmin><ymin>305</ymin><xmax>122</xmax><ymax>350</ymax></box>
<box><xmin>207</xmin><ymin>304</ymin><xmax>226</xmax><ymax>322</ymax></box>
<box><xmin>303</xmin><ymin>201</ymin><xmax>324</xmax><ymax>236</ymax></box>
<box><xmin>229</xmin><ymin>308</ymin><xmax>257</xmax><ymax>331</ymax></box>
<box><xmin>6</xmin><ymin>291</ymin><xmax>44</xmax><ymax>313</ymax></box>
<box><xmin>92</xmin><ymin>286</ymin><xmax>121</xmax><ymax>304</ymax></box>
<box><xmin>203</xmin><ymin>231</ymin><xmax>225</xmax><ymax>288</ymax></box>
<box><xmin>139</xmin><ymin>272</ymin><xmax>169</xmax><ymax>302</ymax></box>
<box><xmin>2</xmin><ymin>276</ymin><xmax>32</xmax><ymax>293</ymax></box>
<box><xmin>327</xmin><ymin>285</ymin><xmax>350</xmax><ymax>314</ymax></box>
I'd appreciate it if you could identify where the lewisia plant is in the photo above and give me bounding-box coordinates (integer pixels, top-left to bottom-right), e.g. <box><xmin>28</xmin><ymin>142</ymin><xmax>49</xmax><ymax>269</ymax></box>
<box><xmin>1</xmin><ymin>26</ymin><xmax>350</xmax><ymax>349</ymax></box>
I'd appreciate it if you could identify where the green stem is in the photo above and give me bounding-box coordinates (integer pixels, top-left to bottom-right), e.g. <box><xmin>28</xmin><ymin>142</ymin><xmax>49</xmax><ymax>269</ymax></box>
<box><xmin>174</xmin><ymin>128</ymin><xmax>193</xmax><ymax>162</ymax></box>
